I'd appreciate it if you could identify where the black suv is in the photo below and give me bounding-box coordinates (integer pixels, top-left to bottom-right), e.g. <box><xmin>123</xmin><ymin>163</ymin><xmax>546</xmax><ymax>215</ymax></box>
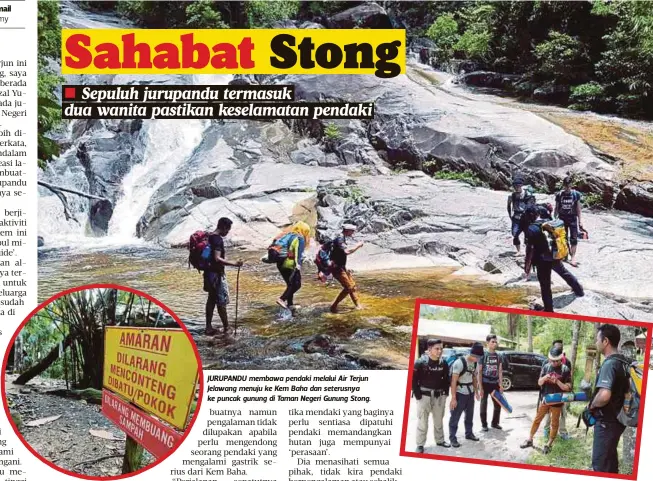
<box><xmin>500</xmin><ymin>351</ymin><xmax>547</xmax><ymax>391</ymax></box>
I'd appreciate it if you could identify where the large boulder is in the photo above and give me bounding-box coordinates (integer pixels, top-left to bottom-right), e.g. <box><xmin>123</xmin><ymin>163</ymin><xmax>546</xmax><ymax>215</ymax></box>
<box><xmin>136</xmin><ymin>120</ymin><xmax>348</xmax><ymax>246</ymax></box>
<box><xmin>615</xmin><ymin>182</ymin><xmax>653</xmax><ymax>217</ymax></box>
<box><xmin>326</xmin><ymin>2</ymin><xmax>392</xmax><ymax>29</ymax></box>
<box><xmin>267</xmin><ymin>71</ymin><xmax>616</xmax><ymax>195</ymax></box>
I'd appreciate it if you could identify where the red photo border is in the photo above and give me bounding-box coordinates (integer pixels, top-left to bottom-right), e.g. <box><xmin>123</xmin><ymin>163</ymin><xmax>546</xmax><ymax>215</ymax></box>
<box><xmin>399</xmin><ymin>298</ymin><xmax>652</xmax><ymax>480</ymax></box>
<box><xmin>1</xmin><ymin>283</ymin><xmax>205</xmax><ymax>480</ymax></box>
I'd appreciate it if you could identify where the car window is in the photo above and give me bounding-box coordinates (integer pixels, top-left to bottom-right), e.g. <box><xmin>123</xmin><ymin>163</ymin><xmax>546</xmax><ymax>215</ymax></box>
<box><xmin>511</xmin><ymin>354</ymin><xmax>530</xmax><ymax>364</ymax></box>
<box><xmin>528</xmin><ymin>355</ymin><xmax>545</xmax><ymax>366</ymax></box>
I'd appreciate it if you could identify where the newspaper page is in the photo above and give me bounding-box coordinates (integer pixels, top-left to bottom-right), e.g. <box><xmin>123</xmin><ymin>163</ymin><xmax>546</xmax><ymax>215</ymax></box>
<box><xmin>0</xmin><ymin>2</ymin><xmax>652</xmax><ymax>481</ymax></box>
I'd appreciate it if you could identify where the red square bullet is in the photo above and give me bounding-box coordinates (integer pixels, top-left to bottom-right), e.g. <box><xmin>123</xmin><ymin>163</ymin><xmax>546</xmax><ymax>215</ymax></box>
<box><xmin>64</xmin><ymin>87</ymin><xmax>76</xmax><ymax>99</ymax></box>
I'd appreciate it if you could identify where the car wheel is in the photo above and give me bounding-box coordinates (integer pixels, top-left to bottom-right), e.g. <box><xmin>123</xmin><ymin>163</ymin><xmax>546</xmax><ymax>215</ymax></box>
<box><xmin>501</xmin><ymin>376</ymin><xmax>512</xmax><ymax>391</ymax></box>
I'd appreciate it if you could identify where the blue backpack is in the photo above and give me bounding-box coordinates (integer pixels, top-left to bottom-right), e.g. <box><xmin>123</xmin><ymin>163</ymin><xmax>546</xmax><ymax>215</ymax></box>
<box><xmin>265</xmin><ymin>232</ymin><xmax>297</xmax><ymax>263</ymax></box>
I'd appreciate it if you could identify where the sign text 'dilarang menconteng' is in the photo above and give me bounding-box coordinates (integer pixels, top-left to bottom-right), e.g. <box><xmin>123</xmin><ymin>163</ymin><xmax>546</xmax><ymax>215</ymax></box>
<box><xmin>61</xmin><ymin>29</ymin><xmax>406</xmax><ymax>78</ymax></box>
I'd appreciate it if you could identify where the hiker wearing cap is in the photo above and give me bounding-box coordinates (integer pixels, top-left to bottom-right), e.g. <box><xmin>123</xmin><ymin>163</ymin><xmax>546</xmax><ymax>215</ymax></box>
<box><xmin>330</xmin><ymin>224</ymin><xmax>364</xmax><ymax>313</ymax></box>
<box><xmin>544</xmin><ymin>340</ymin><xmax>573</xmax><ymax>440</ymax></box>
<box><xmin>478</xmin><ymin>334</ymin><xmax>504</xmax><ymax>432</ymax></box>
<box><xmin>589</xmin><ymin>324</ymin><xmax>629</xmax><ymax>473</ymax></box>
<box><xmin>204</xmin><ymin>217</ymin><xmax>244</xmax><ymax>336</ymax></box>
<box><xmin>276</xmin><ymin>221</ymin><xmax>311</xmax><ymax>314</ymax></box>
<box><xmin>554</xmin><ymin>177</ymin><xmax>584</xmax><ymax>267</ymax></box>
<box><xmin>413</xmin><ymin>339</ymin><xmax>451</xmax><ymax>453</ymax></box>
<box><xmin>523</xmin><ymin>205</ymin><xmax>584</xmax><ymax>312</ymax></box>
<box><xmin>507</xmin><ymin>178</ymin><xmax>536</xmax><ymax>255</ymax></box>
<box><xmin>448</xmin><ymin>342</ymin><xmax>484</xmax><ymax>448</ymax></box>
<box><xmin>520</xmin><ymin>346</ymin><xmax>571</xmax><ymax>454</ymax></box>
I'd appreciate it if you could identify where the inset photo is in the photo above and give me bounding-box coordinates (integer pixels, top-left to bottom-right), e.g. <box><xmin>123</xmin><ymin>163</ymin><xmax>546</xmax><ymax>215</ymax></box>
<box><xmin>400</xmin><ymin>300</ymin><xmax>650</xmax><ymax>479</ymax></box>
<box><xmin>2</xmin><ymin>285</ymin><xmax>202</xmax><ymax>479</ymax></box>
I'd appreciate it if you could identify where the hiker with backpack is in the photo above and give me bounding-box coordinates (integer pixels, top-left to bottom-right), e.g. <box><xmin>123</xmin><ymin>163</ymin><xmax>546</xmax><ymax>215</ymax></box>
<box><xmin>272</xmin><ymin>221</ymin><xmax>311</xmax><ymax>313</ymax></box>
<box><xmin>448</xmin><ymin>342</ymin><xmax>484</xmax><ymax>448</ymax></box>
<box><xmin>544</xmin><ymin>340</ymin><xmax>572</xmax><ymax>440</ymax></box>
<box><xmin>193</xmin><ymin>217</ymin><xmax>243</xmax><ymax>336</ymax></box>
<box><xmin>478</xmin><ymin>335</ymin><xmax>504</xmax><ymax>432</ymax></box>
<box><xmin>520</xmin><ymin>346</ymin><xmax>572</xmax><ymax>454</ymax></box>
<box><xmin>329</xmin><ymin>224</ymin><xmax>364</xmax><ymax>313</ymax></box>
<box><xmin>412</xmin><ymin>339</ymin><xmax>451</xmax><ymax>452</ymax></box>
<box><xmin>554</xmin><ymin>176</ymin><xmax>584</xmax><ymax>267</ymax></box>
<box><xmin>588</xmin><ymin>324</ymin><xmax>631</xmax><ymax>473</ymax></box>
<box><xmin>507</xmin><ymin>177</ymin><xmax>536</xmax><ymax>256</ymax></box>
<box><xmin>523</xmin><ymin>205</ymin><xmax>584</xmax><ymax>312</ymax></box>
<box><xmin>315</xmin><ymin>240</ymin><xmax>334</xmax><ymax>284</ymax></box>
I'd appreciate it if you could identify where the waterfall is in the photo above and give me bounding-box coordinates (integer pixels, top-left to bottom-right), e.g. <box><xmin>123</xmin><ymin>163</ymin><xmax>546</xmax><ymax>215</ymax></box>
<box><xmin>40</xmin><ymin>3</ymin><xmax>234</xmax><ymax>250</ymax></box>
<box><xmin>106</xmin><ymin>119</ymin><xmax>209</xmax><ymax>240</ymax></box>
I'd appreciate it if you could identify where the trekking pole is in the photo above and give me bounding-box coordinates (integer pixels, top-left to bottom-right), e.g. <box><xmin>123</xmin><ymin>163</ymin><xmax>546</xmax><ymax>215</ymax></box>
<box><xmin>234</xmin><ymin>265</ymin><xmax>241</xmax><ymax>337</ymax></box>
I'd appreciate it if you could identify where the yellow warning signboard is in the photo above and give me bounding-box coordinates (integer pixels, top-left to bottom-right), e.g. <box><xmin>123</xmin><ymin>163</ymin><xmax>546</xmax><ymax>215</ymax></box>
<box><xmin>103</xmin><ymin>327</ymin><xmax>198</xmax><ymax>430</ymax></box>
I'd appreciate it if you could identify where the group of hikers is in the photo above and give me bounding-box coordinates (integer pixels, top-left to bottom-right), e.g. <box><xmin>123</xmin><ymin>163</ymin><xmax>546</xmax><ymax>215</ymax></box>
<box><xmin>190</xmin><ymin>217</ymin><xmax>364</xmax><ymax>336</ymax></box>
<box><xmin>412</xmin><ymin>325</ymin><xmax>634</xmax><ymax>473</ymax></box>
<box><xmin>508</xmin><ymin>175</ymin><xmax>587</xmax><ymax>312</ymax></box>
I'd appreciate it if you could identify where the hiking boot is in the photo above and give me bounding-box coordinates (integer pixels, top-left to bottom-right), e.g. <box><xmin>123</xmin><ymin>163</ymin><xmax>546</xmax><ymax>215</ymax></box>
<box><xmin>436</xmin><ymin>441</ymin><xmax>451</xmax><ymax>448</ymax></box>
<box><xmin>465</xmin><ymin>434</ymin><xmax>480</xmax><ymax>441</ymax></box>
<box><xmin>481</xmin><ymin>425</ymin><xmax>489</xmax><ymax>432</ymax></box>
<box><xmin>416</xmin><ymin>446</ymin><xmax>424</xmax><ymax>453</ymax></box>
<box><xmin>450</xmin><ymin>439</ymin><xmax>460</xmax><ymax>448</ymax></box>
<box><xmin>520</xmin><ymin>439</ymin><xmax>533</xmax><ymax>449</ymax></box>
<box><xmin>543</xmin><ymin>445</ymin><xmax>552</xmax><ymax>454</ymax></box>
<box><xmin>276</xmin><ymin>298</ymin><xmax>288</xmax><ymax>309</ymax></box>
<box><xmin>205</xmin><ymin>326</ymin><xmax>218</xmax><ymax>336</ymax></box>
<box><xmin>559</xmin><ymin>433</ymin><xmax>571</xmax><ymax>441</ymax></box>
<box><xmin>491</xmin><ymin>424</ymin><xmax>503</xmax><ymax>430</ymax></box>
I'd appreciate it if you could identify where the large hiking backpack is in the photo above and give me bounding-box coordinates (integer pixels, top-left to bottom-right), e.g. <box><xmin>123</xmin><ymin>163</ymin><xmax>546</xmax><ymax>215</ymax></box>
<box><xmin>188</xmin><ymin>230</ymin><xmax>212</xmax><ymax>272</ymax></box>
<box><xmin>558</xmin><ymin>190</ymin><xmax>581</xmax><ymax>217</ymax></box>
<box><xmin>511</xmin><ymin>188</ymin><xmax>536</xmax><ymax>218</ymax></box>
<box><xmin>265</xmin><ymin>232</ymin><xmax>297</xmax><ymax>264</ymax></box>
<box><xmin>315</xmin><ymin>239</ymin><xmax>334</xmax><ymax>272</ymax></box>
<box><xmin>541</xmin><ymin>219</ymin><xmax>569</xmax><ymax>261</ymax></box>
<box><xmin>615</xmin><ymin>358</ymin><xmax>642</xmax><ymax>428</ymax></box>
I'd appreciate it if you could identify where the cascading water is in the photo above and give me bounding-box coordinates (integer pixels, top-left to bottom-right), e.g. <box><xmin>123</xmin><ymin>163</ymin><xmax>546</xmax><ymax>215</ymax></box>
<box><xmin>39</xmin><ymin>3</ymin><xmax>233</xmax><ymax>250</ymax></box>
<box><xmin>106</xmin><ymin>119</ymin><xmax>209</xmax><ymax>240</ymax></box>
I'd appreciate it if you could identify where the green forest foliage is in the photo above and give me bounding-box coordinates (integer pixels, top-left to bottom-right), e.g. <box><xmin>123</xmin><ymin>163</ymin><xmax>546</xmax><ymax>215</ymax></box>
<box><xmin>37</xmin><ymin>1</ymin><xmax>63</xmax><ymax>168</ymax></box>
<box><xmin>418</xmin><ymin>0</ymin><xmax>653</xmax><ymax>118</ymax></box>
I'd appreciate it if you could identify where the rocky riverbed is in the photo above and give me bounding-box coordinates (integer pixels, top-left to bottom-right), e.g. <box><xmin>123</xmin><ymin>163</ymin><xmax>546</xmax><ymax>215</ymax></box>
<box><xmin>37</xmin><ymin>2</ymin><xmax>653</xmax><ymax>371</ymax></box>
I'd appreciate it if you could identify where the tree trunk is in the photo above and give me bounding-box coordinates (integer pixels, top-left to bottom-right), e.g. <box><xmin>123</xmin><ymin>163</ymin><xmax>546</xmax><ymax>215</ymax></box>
<box><xmin>593</xmin><ymin>323</ymin><xmax>601</xmax><ymax>375</ymax></box>
<box><xmin>14</xmin><ymin>335</ymin><xmax>72</xmax><ymax>385</ymax></box>
<box><xmin>507</xmin><ymin>314</ymin><xmax>519</xmax><ymax>339</ymax></box>
<box><xmin>106</xmin><ymin>288</ymin><xmax>118</xmax><ymax>325</ymax></box>
<box><xmin>569</xmin><ymin>320</ymin><xmax>581</xmax><ymax>388</ymax></box>
<box><xmin>13</xmin><ymin>331</ymin><xmax>24</xmax><ymax>372</ymax></box>
<box><xmin>527</xmin><ymin>316</ymin><xmax>533</xmax><ymax>353</ymax></box>
<box><xmin>623</xmin><ymin>427</ymin><xmax>636</xmax><ymax>475</ymax></box>
<box><xmin>122</xmin><ymin>436</ymin><xmax>144</xmax><ymax>474</ymax></box>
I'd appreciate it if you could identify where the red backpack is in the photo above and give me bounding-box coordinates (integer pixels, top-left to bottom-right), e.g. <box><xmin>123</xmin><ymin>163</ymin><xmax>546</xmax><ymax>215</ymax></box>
<box><xmin>188</xmin><ymin>230</ymin><xmax>212</xmax><ymax>272</ymax></box>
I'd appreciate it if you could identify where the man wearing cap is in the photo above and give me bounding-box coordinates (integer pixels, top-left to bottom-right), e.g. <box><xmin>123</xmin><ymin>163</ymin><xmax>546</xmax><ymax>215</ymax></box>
<box><xmin>329</xmin><ymin>224</ymin><xmax>364</xmax><ymax>313</ymax></box>
<box><xmin>448</xmin><ymin>342</ymin><xmax>484</xmax><ymax>448</ymax></box>
<box><xmin>523</xmin><ymin>205</ymin><xmax>584</xmax><ymax>311</ymax></box>
<box><xmin>412</xmin><ymin>339</ymin><xmax>451</xmax><ymax>453</ymax></box>
<box><xmin>544</xmin><ymin>340</ymin><xmax>573</xmax><ymax>440</ymax></box>
<box><xmin>520</xmin><ymin>346</ymin><xmax>572</xmax><ymax>454</ymax></box>
<box><xmin>507</xmin><ymin>177</ymin><xmax>536</xmax><ymax>256</ymax></box>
